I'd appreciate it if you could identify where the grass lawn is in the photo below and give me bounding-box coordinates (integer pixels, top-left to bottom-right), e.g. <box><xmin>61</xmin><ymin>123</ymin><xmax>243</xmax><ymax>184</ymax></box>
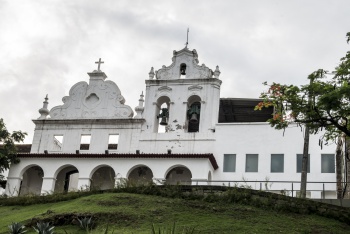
<box><xmin>0</xmin><ymin>192</ymin><xmax>349</xmax><ymax>233</ymax></box>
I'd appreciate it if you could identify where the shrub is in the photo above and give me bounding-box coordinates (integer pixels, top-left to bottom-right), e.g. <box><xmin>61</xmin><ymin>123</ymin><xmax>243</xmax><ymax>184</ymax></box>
<box><xmin>33</xmin><ymin>221</ymin><xmax>54</xmax><ymax>234</ymax></box>
<box><xmin>8</xmin><ymin>222</ymin><xmax>27</xmax><ymax>234</ymax></box>
<box><xmin>77</xmin><ymin>216</ymin><xmax>94</xmax><ymax>231</ymax></box>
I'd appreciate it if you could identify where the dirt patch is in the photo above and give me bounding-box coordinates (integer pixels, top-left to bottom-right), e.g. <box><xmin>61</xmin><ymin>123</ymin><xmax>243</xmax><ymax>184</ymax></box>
<box><xmin>25</xmin><ymin>212</ymin><xmax>138</xmax><ymax>227</ymax></box>
<box><xmin>97</xmin><ymin>196</ymin><xmax>140</xmax><ymax>206</ymax></box>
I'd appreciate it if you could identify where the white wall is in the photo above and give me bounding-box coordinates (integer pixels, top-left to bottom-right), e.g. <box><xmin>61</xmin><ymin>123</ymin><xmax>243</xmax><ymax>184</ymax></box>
<box><xmin>213</xmin><ymin>122</ymin><xmax>336</xmax><ymax>193</ymax></box>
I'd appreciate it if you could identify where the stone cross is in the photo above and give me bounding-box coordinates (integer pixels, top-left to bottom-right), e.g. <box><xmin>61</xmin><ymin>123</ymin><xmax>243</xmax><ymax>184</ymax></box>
<box><xmin>95</xmin><ymin>58</ymin><xmax>104</xmax><ymax>71</ymax></box>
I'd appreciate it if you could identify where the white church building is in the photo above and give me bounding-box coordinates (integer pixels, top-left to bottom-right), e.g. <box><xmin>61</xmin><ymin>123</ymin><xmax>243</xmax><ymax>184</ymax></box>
<box><xmin>5</xmin><ymin>46</ymin><xmax>338</xmax><ymax>198</ymax></box>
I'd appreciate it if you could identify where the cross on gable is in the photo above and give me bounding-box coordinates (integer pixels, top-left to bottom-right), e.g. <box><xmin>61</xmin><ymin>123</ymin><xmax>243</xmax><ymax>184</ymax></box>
<box><xmin>95</xmin><ymin>58</ymin><xmax>104</xmax><ymax>71</ymax></box>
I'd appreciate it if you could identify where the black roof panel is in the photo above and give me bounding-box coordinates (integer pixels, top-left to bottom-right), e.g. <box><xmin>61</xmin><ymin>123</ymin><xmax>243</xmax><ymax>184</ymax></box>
<box><xmin>218</xmin><ymin>98</ymin><xmax>273</xmax><ymax>123</ymax></box>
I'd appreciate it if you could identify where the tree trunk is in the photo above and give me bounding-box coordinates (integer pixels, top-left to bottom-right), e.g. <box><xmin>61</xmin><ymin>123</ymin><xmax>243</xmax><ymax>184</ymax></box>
<box><xmin>345</xmin><ymin>137</ymin><xmax>350</xmax><ymax>199</ymax></box>
<box><xmin>336</xmin><ymin>135</ymin><xmax>344</xmax><ymax>199</ymax></box>
<box><xmin>300</xmin><ymin>125</ymin><xmax>310</xmax><ymax>198</ymax></box>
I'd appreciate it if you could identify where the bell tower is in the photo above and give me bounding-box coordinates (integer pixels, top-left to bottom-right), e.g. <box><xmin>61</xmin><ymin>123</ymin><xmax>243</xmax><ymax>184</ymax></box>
<box><xmin>142</xmin><ymin>47</ymin><xmax>222</xmax><ymax>134</ymax></box>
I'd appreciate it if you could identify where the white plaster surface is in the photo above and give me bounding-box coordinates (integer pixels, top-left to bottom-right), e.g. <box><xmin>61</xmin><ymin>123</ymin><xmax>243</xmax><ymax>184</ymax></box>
<box><xmin>5</xmin><ymin>47</ymin><xmax>338</xmax><ymax>198</ymax></box>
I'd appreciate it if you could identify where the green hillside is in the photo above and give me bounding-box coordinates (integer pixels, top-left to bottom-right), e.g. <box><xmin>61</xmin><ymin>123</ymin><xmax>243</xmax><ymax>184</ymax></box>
<box><xmin>0</xmin><ymin>188</ymin><xmax>349</xmax><ymax>233</ymax></box>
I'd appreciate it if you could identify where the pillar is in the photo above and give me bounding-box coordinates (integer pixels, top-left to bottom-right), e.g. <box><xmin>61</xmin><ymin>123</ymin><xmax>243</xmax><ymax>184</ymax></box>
<box><xmin>5</xmin><ymin>177</ymin><xmax>22</xmax><ymax>197</ymax></box>
<box><xmin>41</xmin><ymin>177</ymin><xmax>56</xmax><ymax>195</ymax></box>
<box><xmin>77</xmin><ymin>177</ymin><xmax>91</xmax><ymax>191</ymax></box>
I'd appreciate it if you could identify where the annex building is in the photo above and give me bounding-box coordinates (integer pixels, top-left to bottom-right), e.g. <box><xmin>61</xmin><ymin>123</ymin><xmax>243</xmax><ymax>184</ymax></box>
<box><xmin>5</xmin><ymin>46</ymin><xmax>338</xmax><ymax>198</ymax></box>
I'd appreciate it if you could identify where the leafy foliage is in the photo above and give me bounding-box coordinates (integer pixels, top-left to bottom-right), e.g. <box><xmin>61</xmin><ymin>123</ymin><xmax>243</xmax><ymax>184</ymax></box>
<box><xmin>8</xmin><ymin>222</ymin><xmax>27</xmax><ymax>234</ymax></box>
<box><xmin>255</xmin><ymin>33</ymin><xmax>350</xmax><ymax>143</ymax></box>
<box><xmin>0</xmin><ymin>118</ymin><xmax>26</xmax><ymax>180</ymax></box>
<box><xmin>33</xmin><ymin>222</ymin><xmax>54</xmax><ymax>234</ymax></box>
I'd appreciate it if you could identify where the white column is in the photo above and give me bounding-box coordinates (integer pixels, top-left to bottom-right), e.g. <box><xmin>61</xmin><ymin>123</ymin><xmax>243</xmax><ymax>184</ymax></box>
<box><xmin>41</xmin><ymin>177</ymin><xmax>56</xmax><ymax>195</ymax></box>
<box><xmin>5</xmin><ymin>177</ymin><xmax>22</xmax><ymax>197</ymax></box>
<box><xmin>77</xmin><ymin>177</ymin><xmax>91</xmax><ymax>191</ymax></box>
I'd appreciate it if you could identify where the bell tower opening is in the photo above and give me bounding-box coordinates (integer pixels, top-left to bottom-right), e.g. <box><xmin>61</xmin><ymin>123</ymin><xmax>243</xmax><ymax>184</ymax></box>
<box><xmin>180</xmin><ymin>63</ymin><xmax>186</xmax><ymax>79</ymax></box>
<box><xmin>187</xmin><ymin>95</ymin><xmax>201</xmax><ymax>132</ymax></box>
<box><xmin>154</xmin><ymin>96</ymin><xmax>170</xmax><ymax>133</ymax></box>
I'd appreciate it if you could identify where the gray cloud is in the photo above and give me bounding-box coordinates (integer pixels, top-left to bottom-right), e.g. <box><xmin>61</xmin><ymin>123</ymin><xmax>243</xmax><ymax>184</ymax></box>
<box><xmin>0</xmin><ymin>0</ymin><xmax>349</xmax><ymax>142</ymax></box>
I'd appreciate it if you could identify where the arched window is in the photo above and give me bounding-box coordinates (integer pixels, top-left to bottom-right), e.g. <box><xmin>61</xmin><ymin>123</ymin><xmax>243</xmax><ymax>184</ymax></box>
<box><xmin>187</xmin><ymin>95</ymin><xmax>201</xmax><ymax>132</ymax></box>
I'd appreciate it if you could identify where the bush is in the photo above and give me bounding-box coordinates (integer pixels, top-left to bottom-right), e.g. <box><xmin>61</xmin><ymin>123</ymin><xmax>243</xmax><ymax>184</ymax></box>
<box><xmin>8</xmin><ymin>222</ymin><xmax>27</xmax><ymax>234</ymax></box>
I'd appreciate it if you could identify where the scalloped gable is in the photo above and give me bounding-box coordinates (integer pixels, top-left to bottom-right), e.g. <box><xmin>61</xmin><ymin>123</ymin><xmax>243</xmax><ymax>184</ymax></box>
<box><xmin>49</xmin><ymin>71</ymin><xmax>134</xmax><ymax>119</ymax></box>
<box><xmin>155</xmin><ymin>47</ymin><xmax>214</xmax><ymax>80</ymax></box>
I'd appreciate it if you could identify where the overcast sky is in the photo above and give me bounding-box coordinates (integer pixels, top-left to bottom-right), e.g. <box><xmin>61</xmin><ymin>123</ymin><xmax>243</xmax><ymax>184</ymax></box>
<box><xmin>0</xmin><ymin>0</ymin><xmax>349</xmax><ymax>143</ymax></box>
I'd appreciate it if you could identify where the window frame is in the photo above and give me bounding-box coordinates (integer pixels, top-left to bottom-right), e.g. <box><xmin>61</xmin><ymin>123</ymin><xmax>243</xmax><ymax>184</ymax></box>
<box><xmin>321</xmin><ymin>154</ymin><xmax>335</xmax><ymax>173</ymax></box>
<box><xmin>270</xmin><ymin>154</ymin><xmax>284</xmax><ymax>173</ymax></box>
<box><xmin>223</xmin><ymin>154</ymin><xmax>236</xmax><ymax>172</ymax></box>
<box><xmin>245</xmin><ymin>154</ymin><xmax>259</xmax><ymax>172</ymax></box>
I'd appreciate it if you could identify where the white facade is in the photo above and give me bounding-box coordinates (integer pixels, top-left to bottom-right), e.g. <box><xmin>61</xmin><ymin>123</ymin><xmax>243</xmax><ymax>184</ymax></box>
<box><xmin>6</xmin><ymin>47</ymin><xmax>337</xmax><ymax>198</ymax></box>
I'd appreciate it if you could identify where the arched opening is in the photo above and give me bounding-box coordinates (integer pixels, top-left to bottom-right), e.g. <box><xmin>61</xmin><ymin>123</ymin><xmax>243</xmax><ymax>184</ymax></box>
<box><xmin>54</xmin><ymin>165</ymin><xmax>79</xmax><ymax>193</ymax></box>
<box><xmin>127</xmin><ymin>165</ymin><xmax>153</xmax><ymax>185</ymax></box>
<box><xmin>19</xmin><ymin>166</ymin><xmax>44</xmax><ymax>196</ymax></box>
<box><xmin>180</xmin><ymin>63</ymin><xmax>187</xmax><ymax>78</ymax></box>
<box><xmin>165</xmin><ymin>166</ymin><xmax>192</xmax><ymax>185</ymax></box>
<box><xmin>90</xmin><ymin>166</ymin><xmax>116</xmax><ymax>190</ymax></box>
<box><xmin>155</xmin><ymin>96</ymin><xmax>170</xmax><ymax>133</ymax></box>
<box><xmin>187</xmin><ymin>95</ymin><xmax>201</xmax><ymax>132</ymax></box>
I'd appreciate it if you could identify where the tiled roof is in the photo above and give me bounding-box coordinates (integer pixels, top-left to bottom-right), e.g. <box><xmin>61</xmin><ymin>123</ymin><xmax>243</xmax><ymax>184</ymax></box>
<box><xmin>17</xmin><ymin>153</ymin><xmax>219</xmax><ymax>170</ymax></box>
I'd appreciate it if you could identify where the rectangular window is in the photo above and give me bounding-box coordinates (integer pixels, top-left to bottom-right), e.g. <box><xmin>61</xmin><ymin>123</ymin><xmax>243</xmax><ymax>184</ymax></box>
<box><xmin>52</xmin><ymin>135</ymin><xmax>63</xmax><ymax>151</ymax></box>
<box><xmin>297</xmin><ymin>154</ymin><xmax>310</xmax><ymax>173</ymax></box>
<box><xmin>80</xmin><ymin>135</ymin><xmax>91</xmax><ymax>150</ymax></box>
<box><xmin>321</xmin><ymin>154</ymin><xmax>335</xmax><ymax>173</ymax></box>
<box><xmin>246</xmin><ymin>154</ymin><xmax>258</xmax><ymax>172</ymax></box>
<box><xmin>223</xmin><ymin>154</ymin><xmax>236</xmax><ymax>172</ymax></box>
<box><xmin>271</xmin><ymin>154</ymin><xmax>284</xmax><ymax>173</ymax></box>
<box><xmin>108</xmin><ymin>134</ymin><xmax>119</xmax><ymax>150</ymax></box>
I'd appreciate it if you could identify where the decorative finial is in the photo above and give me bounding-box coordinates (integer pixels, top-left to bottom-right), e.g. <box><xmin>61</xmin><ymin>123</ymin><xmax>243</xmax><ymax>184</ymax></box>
<box><xmin>185</xmin><ymin>28</ymin><xmax>189</xmax><ymax>48</ymax></box>
<box><xmin>38</xmin><ymin>94</ymin><xmax>49</xmax><ymax>119</ymax></box>
<box><xmin>149</xmin><ymin>67</ymin><xmax>155</xmax><ymax>79</ymax></box>
<box><xmin>95</xmin><ymin>58</ymin><xmax>104</xmax><ymax>71</ymax></box>
<box><xmin>214</xmin><ymin>65</ymin><xmax>221</xmax><ymax>78</ymax></box>
<box><xmin>134</xmin><ymin>91</ymin><xmax>145</xmax><ymax>118</ymax></box>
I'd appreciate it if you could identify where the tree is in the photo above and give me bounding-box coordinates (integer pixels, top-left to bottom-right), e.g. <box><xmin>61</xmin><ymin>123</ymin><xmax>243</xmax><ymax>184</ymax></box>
<box><xmin>0</xmin><ymin>118</ymin><xmax>27</xmax><ymax>181</ymax></box>
<box><xmin>255</xmin><ymin>32</ymin><xmax>350</xmax><ymax>198</ymax></box>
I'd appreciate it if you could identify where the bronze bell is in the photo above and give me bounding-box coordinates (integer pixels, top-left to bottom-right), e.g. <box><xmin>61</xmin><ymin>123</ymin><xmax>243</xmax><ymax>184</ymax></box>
<box><xmin>157</xmin><ymin>108</ymin><xmax>169</xmax><ymax>126</ymax></box>
<box><xmin>189</xmin><ymin>113</ymin><xmax>198</xmax><ymax>124</ymax></box>
<box><xmin>159</xmin><ymin>116</ymin><xmax>168</xmax><ymax>126</ymax></box>
<box><xmin>180</xmin><ymin>64</ymin><xmax>186</xmax><ymax>75</ymax></box>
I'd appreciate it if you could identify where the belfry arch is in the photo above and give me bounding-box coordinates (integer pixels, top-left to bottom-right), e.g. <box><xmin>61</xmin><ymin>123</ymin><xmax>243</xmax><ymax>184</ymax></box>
<box><xmin>187</xmin><ymin>95</ymin><xmax>201</xmax><ymax>132</ymax></box>
<box><xmin>154</xmin><ymin>96</ymin><xmax>171</xmax><ymax>133</ymax></box>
